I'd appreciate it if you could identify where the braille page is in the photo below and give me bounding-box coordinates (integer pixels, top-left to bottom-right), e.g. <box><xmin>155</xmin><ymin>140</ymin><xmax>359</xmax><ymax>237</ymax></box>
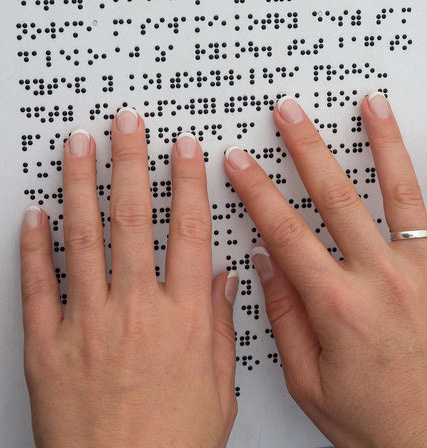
<box><xmin>1</xmin><ymin>1</ymin><xmax>427</xmax><ymax>447</ymax></box>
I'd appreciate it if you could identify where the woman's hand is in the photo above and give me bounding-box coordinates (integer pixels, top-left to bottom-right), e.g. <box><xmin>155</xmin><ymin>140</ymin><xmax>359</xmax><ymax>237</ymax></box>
<box><xmin>224</xmin><ymin>93</ymin><xmax>427</xmax><ymax>447</ymax></box>
<box><xmin>20</xmin><ymin>109</ymin><xmax>239</xmax><ymax>448</ymax></box>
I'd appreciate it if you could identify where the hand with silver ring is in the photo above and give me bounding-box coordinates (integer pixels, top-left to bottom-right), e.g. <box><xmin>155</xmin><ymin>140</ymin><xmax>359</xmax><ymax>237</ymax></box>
<box><xmin>224</xmin><ymin>92</ymin><xmax>427</xmax><ymax>448</ymax></box>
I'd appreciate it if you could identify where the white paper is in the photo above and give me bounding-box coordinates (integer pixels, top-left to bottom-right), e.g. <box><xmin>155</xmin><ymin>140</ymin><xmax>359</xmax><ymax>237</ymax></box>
<box><xmin>1</xmin><ymin>1</ymin><xmax>426</xmax><ymax>446</ymax></box>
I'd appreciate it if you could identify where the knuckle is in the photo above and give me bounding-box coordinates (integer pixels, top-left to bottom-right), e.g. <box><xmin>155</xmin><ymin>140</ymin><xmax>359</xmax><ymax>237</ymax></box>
<box><xmin>23</xmin><ymin>277</ymin><xmax>57</xmax><ymax>304</ymax></box>
<box><xmin>24</xmin><ymin>341</ymin><xmax>58</xmax><ymax>382</ymax></box>
<box><xmin>285</xmin><ymin>372</ymin><xmax>308</xmax><ymax>404</ymax></box>
<box><xmin>293</xmin><ymin>131</ymin><xmax>323</xmax><ymax>154</ymax></box>
<box><xmin>265</xmin><ymin>293</ymin><xmax>296</xmax><ymax>328</ymax></box>
<box><xmin>110</xmin><ymin>202</ymin><xmax>152</xmax><ymax>232</ymax></box>
<box><xmin>214</xmin><ymin>318</ymin><xmax>236</xmax><ymax>347</ymax></box>
<box><xmin>65</xmin><ymin>168</ymin><xmax>92</xmax><ymax>186</ymax></box>
<box><xmin>66</xmin><ymin>223</ymin><xmax>103</xmax><ymax>254</ymax></box>
<box><xmin>266</xmin><ymin>210</ymin><xmax>305</xmax><ymax>250</ymax></box>
<box><xmin>391</xmin><ymin>179</ymin><xmax>424</xmax><ymax>207</ymax></box>
<box><xmin>21</xmin><ymin>236</ymin><xmax>51</xmax><ymax>258</ymax></box>
<box><xmin>113</xmin><ymin>144</ymin><xmax>146</xmax><ymax>164</ymax></box>
<box><xmin>377</xmin><ymin>261</ymin><xmax>413</xmax><ymax>301</ymax></box>
<box><xmin>374</xmin><ymin>132</ymin><xmax>403</xmax><ymax>150</ymax></box>
<box><xmin>243</xmin><ymin>175</ymin><xmax>268</xmax><ymax>204</ymax></box>
<box><xmin>174</xmin><ymin>171</ymin><xmax>206</xmax><ymax>186</ymax></box>
<box><xmin>173</xmin><ymin>211</ymin><xmax>211</xmax><ymax>246</ymax></box>
<box><xmin>322</xmin><ymin>180</ymin><xmax>360</xmax><ymax>213</ymax></box>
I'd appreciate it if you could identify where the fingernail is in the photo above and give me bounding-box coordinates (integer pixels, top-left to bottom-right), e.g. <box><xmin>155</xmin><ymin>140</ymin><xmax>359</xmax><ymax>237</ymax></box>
<box><xmin>117</xmin><ymin>107</ymin><xmax>139</xmax><ymax>133</ymax></box>
<box><xmin>251</xmin><ymin>247</ymin><xmax>274</xmax><ymax>284</ymax></box>
<box><xmin>225</xmin><ymin>270</ymin><xmax>239</xmax><ymax>305</ymax></box>
<box><xmin>70</xmin><ymin>129</ymin><xmax>90</xmax><ymax>157</ymax></box>
<box><xmin>276</xmin><ymin>95</ymin><xmax>304</xmax><ymax>124</ymax></box>
<box><xmin>224</xmin><ymin>146</ymin><xmax>252</xmax><ymax>171</ymax></box>
<box><xmin>24</xmin><ymin>205</ymin><xmax>41</xmax><ymax>229</ymax></box>
<box><xmin>368</xmin><ymin>92</ymin><xmax>390</xmax><ymax>119</ymax></box>
<box><xmin>176</xmin><ymin>132</ymin><xmax>197</xmax><ymax>159</ymax></box>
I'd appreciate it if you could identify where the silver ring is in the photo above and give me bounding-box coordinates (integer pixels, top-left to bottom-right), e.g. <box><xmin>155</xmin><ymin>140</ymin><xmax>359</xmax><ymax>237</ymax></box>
<box><xmin>390</xmin><ymin>230</ymin><xmax>427</xmax><ymax>241</ymax></box>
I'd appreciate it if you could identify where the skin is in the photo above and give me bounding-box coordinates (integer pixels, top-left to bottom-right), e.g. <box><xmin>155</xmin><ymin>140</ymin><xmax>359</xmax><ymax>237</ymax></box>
<box><xmin>224</xmin><ymin>95</ymin><xmax>427</xmax><ymax>447</ymax></box>
<box><xmin>19</xmin><ymin>94</ymin><xmax>427</xmax><ymax>447</ymax></box>
<box><xmin>20</xmin><ymin>115</ymin><xmax>238</xmax><ymax>448</ymax></box>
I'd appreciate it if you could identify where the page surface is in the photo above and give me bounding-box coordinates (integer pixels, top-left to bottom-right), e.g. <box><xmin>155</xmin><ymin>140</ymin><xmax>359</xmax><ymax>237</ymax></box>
<box><xmin>0</xmin><ymin>1</ymin><xmax>426</xmax><ymax>446</ymax></box>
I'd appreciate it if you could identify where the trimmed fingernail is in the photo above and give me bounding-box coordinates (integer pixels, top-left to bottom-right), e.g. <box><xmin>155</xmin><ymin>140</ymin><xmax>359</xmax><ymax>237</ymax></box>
<box><xmin>224</xmin><ymin>146</ymin><xmax>252</xmax><ymax>171</ymax></box>
<box><xmin>177</xmin><ymin>132</ymin><xmax>197</xmax><ymax>159</ymax></box>
<box><xmin>225</xmin><ymin>270</ymin><xmax>239</xmax><ymax>306</ymax></box>
<box><xmin>276</xmin><ymin>95</ymin><xmax>304</xmax><ymax>124</ymax></box>
<box><xmin>368</xmin><ymin>92</ymin><xmax>390</xmax><ymax>119</ymax></box>
<box><xmin>251</xmin><ymin>247</ymin><xmax>274</xmax><ymax>284</ymax></box>
<box><xmin>117</xmin><ymin>107</ymin><xmax>139</xmax><ymax>133</ymax></box>
<box><xmin>70</xmin><ymin>129</ymin><xmax>90</xmax><ymax>157</ymax></box>
<box><xmin>24</xmin><ymin>205</ymin><xmax>41</xmax><ymax>229</ymax></box>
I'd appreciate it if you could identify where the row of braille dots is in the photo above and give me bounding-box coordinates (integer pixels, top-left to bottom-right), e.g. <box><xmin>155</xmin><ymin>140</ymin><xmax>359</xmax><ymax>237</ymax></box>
<box><xmin>24</xmin><ymin>187</ymin><xmax>63</xmax><ymax>206</ymax></box>
<box><xmin>237</xmin><ymin>330</ymin><xmax>257</xmax><ymax>347</ymax></box>
<box><xmin>260</xmin><ymin>66</ymin><xmax>300</xmax><ymax>84</ymax></box>
<box><xmin>247</xmin><ymin>12</ymin><xmax>298</xmax><ymax>31</ymax></box>
<box><xmin>390</xmin><ymin>35</ymin><xmax>412</xmax><ymax>51</ymax></box>
<box><xmin>236</xmin><ymin>355</ymin><xmax>260</xmax><ymax>372</ymax></box>
<box><xmin>19</xmin><ymin>77</ymin><xmax>86</xmax><ymax>95</ymax></box>
<box><xmin>16</xmin><ymin>20</ymin><xmax>87</xmax><ymax>40</ymax></box>
<box><xmin>254</xmin><ymin>147</ymin><xmax>287</xmax><ymax>164</ymax></box>
<box><xmin>212</xmin><ymin>203</ymin><xmax>246</xmax><ymax>221</ymax></box>
<box><xmin>60</xmin><ymin>48</ymin><xmax>107</xmax><ymax>66</ymax></box>
<box><xmin>313</xmin><ymin>10</ymin><xmax>361</xmax><ymax>26</ymax></box>
<box><xmin>122</xmin><ymin>94</ymin><xmax>219</xmax><ymax>118</ymax></box>
<box><xmin>287</xmin><ymin>38</ymin><xmax>324</xmax><ymax>56</ymax></box>
<box><xmin>194</xmin><ymin>42</ymin><xmax>274</xmax><ymax>60</ymax></box>
<box><xmin>376</xmin><ymin>8</ymin><xmax>412</xmax><ymax>25</ymax></box>
<box><xmin>314</xmin><ymin>117</ymin><xmax>338</xmax><ymax>133</ymax></box>
<box><xmin>313</xmin><ymin>90</ymin><xmax>358</xmax><ymax>108</ymax></box>
<box><xmin>194</xmin><ymin>15</ymin><xmax>226</xmax><ymax>33</ymax></box>
<box><xmin>139</xmin><ymin>16</ymin><xmax>186</xmax><ymax>35</ymax></box>
<box><xmin>22</xmin><ymin>160</ymin><xmax>62</xmax><ymax>175</ymax></box>
<box><xmin>20</xmin><ymin>106</ymin><xmax>74</xmax><ymax>123</ymax></box>
<box><xmin>226</xmin><ymin>254</ymin><xmax>252</xmax><ymax>270</ymax></box>
<box><xmin>129</xmin><ymin>69</ymin><xmax>296</xmax><ymax>92</ymax></box>
<box><xmin>18</xmin><ymin>48</ymin><xmax>106</xmax><ymax>66</ymax></box>
<box><xmin>241</xmin><ymin>304</ymin><xmax>260</xmax><ymax>320</ymax></box>
<box><xmin>169</xmin><ymin>70</ymin><xmax>241</xmax><ymax>89</ymax></box>
<box><xmin>21</xmin><ymin>134</ymin><xmax>41</xmax><ymax>153</ymax></box>
<box><xmin>344</xmin><ymin>167</ymin><xmax>377</xmax><ymax>185</ymax></box>
<box><xmin>329</xmin><ymin>141</ymin><xmax>371</xmax><ymax>155</ymax></box>
<box><xmin>314</xmin><ymin>63</ymin><xmax>388</xmax><ymax>81</ymax></box>
<box><xmin>224</xmin><ymin>95</ymin><xmax>277</xmax><ymax>114</ymax></box>
<box><xmin>20</xmin><ymin>0</ymin><xmax>84</xmax><ymax>11</ymax></box>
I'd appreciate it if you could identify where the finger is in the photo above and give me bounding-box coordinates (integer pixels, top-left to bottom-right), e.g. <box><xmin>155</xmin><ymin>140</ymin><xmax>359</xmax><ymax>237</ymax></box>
<box><xmin>63</xmin><ymin>130</ymin><xmax>108</xmax><ymax>310</ymax></box>
<box><xmin>110</xmin><ymin>108</ymin><xmax>158</xmax><ymax>296</ymax></box>
<box><xmin>165</xmin><ymin>133</ymin><xmax>212</xmax><ymax>301</ymax></box>
<box><xmin>251</xmin><ymin>247</ymin><xmax>323</xmax><ymax>393</ymax></box>
<box><xmin>223</xmin><ymin>146</ymin><xmax>341</xmax><ymax>303</ymax></box>
<box><xmin>20</xmin><ymin>206</ymin><xmax>62</xmax><ymax>342</ymax></box>
<box><xmin>362</xmin><ymin>92</ymin><xmax>427</xmax><ymax>232</ymax></box>
<box><xmin>212</xmin><ymin>271</ymin><xmax>238</xmax><ymax>420</ymax></box>
<box><xmin>273</xmin><ymin>96</ymin><xmax>389</xmax><ymax>265</ymax></box>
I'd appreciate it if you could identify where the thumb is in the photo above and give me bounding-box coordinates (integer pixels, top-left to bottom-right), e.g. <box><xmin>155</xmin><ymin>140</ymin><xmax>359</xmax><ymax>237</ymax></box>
<box><xmin>212</xmin><ymin>270</ymin><xmax>239</xmax><ymax>426</ymax></box>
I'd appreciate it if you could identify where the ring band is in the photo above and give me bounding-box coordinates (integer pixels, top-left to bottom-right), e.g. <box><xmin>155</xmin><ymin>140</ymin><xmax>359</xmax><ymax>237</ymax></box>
<box><xmin>390</xmin><ymin>230</ymin><xmax>427</xmax><ymax>241</ymax></box>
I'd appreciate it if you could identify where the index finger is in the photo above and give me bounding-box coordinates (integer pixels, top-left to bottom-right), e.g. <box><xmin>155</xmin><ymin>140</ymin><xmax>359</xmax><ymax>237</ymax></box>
<box><xmin>223</xmin><ymin>146</ymin><xmax>342</xmax><ymax>303</ymax></box>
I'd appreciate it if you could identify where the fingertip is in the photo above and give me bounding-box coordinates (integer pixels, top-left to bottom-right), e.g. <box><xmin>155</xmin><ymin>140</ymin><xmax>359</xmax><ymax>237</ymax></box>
<box><xmin>225</xmin><ymin>270</ymin><xmax>239</xmax><ymax>306</ymax></box>
<box><xmin>65</xmin><ymin>129</ymin><xmax>95</xmax><ymax>158</ymax></box>
<box><xmin>22</xmin><ymin>205</ymin><xmax>43</xmax><ymax>231</ymax></box>
<box><xmin>212</xmin><ymin>270</ymin><xmax>239</xmax><ymax>307</ymax></box>
<box><xmin>113</xmin><ymin>106</ymin><xmax>145</xmax><ymax>135</ymax></box>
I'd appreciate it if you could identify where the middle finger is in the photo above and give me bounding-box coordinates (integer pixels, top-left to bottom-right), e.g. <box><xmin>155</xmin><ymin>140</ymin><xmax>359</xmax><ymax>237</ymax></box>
<box><xmin>110</xmin><ymin>107</ymin><xmax>158</xmax><ymax>296</ymax></box>
<box><xmin>273</xmin><ymin>96</ymin><xmax>390</xmax><ymax>265</ymax></box>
